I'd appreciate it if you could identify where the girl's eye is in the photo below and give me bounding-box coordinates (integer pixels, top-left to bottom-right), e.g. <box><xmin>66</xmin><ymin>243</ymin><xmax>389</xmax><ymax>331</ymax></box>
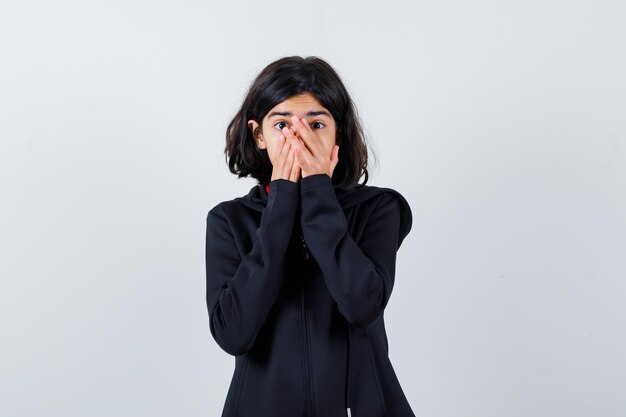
<box><xmin>274</xmin><ymin>120</ymin><xmax>325</xmax><ymax>130</ymax></box>
<box><xmin>275</xmin><ymin>121</ymin><xmax>289</xmax><ymax>130</ymax></box>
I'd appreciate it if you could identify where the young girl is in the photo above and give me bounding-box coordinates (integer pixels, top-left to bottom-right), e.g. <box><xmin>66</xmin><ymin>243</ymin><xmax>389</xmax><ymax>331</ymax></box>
<box><xmin>205</xmin><ymin>56</ymin><xmax>415</xmax><ymax>417</ymax></box>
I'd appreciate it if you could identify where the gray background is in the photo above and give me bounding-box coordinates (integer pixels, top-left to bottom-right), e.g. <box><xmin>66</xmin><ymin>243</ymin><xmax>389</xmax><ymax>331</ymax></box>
<box><xmin>1</xmin><ymin>0</ymin><xmax>625</xmax><ymax>416</ymax></box>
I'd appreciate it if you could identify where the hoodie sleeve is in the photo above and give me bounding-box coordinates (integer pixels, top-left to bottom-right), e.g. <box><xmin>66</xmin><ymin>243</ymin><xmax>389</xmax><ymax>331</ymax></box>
<box><xmin>205</xmin><ymin>179</ymin><xmax>299</xmax><ymax>356</ymax></box>
<box><xmin>300</xmin><ymin>173</ymin><xmax>409</xmax><ymax>329</ymax></box>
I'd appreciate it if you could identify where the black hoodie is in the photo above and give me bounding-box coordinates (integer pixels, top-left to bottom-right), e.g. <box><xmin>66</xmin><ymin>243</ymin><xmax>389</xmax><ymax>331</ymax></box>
<box><xmin>205</xmin><ymin>173</ymin><xmax>415</xmax><ymax>417</ymax></box>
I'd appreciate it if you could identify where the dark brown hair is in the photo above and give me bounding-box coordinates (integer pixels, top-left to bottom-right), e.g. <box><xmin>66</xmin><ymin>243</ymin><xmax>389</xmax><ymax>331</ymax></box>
<box><xmin>224</xmin><ymin>55</ymin><xmax>375</xmax><ymax>189</ymax></box>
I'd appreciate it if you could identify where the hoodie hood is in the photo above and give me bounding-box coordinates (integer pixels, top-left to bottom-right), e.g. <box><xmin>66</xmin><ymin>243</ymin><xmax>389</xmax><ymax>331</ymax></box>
<box><xmin>234</xmin><ymin>181</ymin><xmax>413</xmax><ymax>248</ymax></box>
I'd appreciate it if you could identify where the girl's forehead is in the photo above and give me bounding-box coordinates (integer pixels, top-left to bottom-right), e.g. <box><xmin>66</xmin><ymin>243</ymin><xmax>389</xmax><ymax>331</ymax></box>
<box><xmin>277</xmin><ymin>92</ymin><xmax>321</xmax><ymax>107</ymax></box>
<box><xmin>266</xmin><ymin>93</ymin><xmax>333</xmax><ymax>120</ymax></box>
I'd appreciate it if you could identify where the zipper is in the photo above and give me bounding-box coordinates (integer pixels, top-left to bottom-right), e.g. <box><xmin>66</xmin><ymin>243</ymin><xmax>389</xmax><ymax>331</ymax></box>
<box><xmin>300</xmin><ymin>232</ymin><xmax>310</xmax><ymax>261</ymax></box>
<box><xmin>301</xmin><ymin>276</ymin><xmax>315</xmax><ymax>416</ymax></box>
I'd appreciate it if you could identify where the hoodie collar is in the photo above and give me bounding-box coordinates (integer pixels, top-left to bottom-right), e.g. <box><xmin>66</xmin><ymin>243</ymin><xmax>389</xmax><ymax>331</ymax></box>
<box><xmin>233</xmin><ymin>180</ymin><xmax>413</xmax><ymax>248</ymax></box>
<box><xmin>236</xmin><ymin>181</ymin><xmax>373</xmax><ymax>211</ymax></box>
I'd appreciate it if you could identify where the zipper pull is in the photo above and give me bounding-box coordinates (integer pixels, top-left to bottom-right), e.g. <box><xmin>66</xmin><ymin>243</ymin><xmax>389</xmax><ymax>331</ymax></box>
<box><xmin>300</xmin><ymin>233</ymin><xmax>309</xmax><ymax>261</ymax></box>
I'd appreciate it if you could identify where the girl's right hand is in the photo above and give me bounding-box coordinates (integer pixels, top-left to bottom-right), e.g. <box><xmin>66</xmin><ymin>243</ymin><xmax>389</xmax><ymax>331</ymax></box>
<box><xmin>270</xmin><ymin>131</ymin><xmax>301</xmax><ymax>183</ymax></box>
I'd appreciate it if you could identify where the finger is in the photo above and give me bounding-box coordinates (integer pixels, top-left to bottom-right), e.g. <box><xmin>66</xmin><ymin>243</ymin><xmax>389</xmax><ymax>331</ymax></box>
<box><xmin>301</xmin><ymin>117</ymin><xmax>333</xmax><ymax>157</ymax></box>
<box><xmin>290</xmin><ymin>150</ymin><xmax>300</xmax><ymax>181</ymax></box>
<box><xmin>290</xmin><ymin>116</ymin><xmax>322</xmax><ymax>156</ymax></box>
<box><xmin>283</xmin><ymin>144</ymin><xmax>295</xmax><ymax>179</ymax></box>
<box><xmin>277</xmin><ymin>140</ymin><xmax>291</xmax><ymax>172</ymax></box>
<box><xmin>299</xmin><ymin>117</ymin><xmax>317</xmax><ymax>137</ymax></box>
<box><xmin>283</xmin><ymin>126</ymin><xmax>310</xmax><ymax>158</ymax></box>
<box><xmin>273</xmin><ymin>133</ymin><xmax>285</xmax><ymax>161</ymax></box>
<box><xmin>282</xmin><ymin>126</ymin><xmax>301</xmax><ymax>146</ymax></box>
<box><xmin>294</xmin><ymin>136</ymin><xmax>315</xmax><ymax>170</ymax></box>
<box><xmin>294</xmin><ymin>141</ymin><xmax>314</xmax><ymax>169</ymax></box>
<box><xmin>284</xmin><ymin>129</ymin><xmax>304</xmax><ymax>156</ymax></box>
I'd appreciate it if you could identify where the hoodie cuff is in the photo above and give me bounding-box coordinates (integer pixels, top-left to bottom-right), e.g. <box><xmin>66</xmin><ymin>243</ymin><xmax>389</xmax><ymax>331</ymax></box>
<box><xmin>269</xmin><ymin>178</ymin><xmax>299</xmax><ymax>195</ymax></box>
<box><xmin>300</xmin><ymin>173</ymin><xmax>332</xmax><ymax>192</ymax></box>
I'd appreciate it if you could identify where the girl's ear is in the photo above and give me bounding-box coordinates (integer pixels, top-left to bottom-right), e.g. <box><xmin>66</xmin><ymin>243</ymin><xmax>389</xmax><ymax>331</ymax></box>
<box><xmin>247</xmin><ymin>119</ymin><xmax>266</xmax><ymax>149</ymax></box>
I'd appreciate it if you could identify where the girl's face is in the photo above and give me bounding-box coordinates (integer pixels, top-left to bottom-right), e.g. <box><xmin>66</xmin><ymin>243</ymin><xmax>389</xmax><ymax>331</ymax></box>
<box><xmin>247</xmin><ymin>92</ymin><xmax>337</xmax><ymax>167</ymax></box>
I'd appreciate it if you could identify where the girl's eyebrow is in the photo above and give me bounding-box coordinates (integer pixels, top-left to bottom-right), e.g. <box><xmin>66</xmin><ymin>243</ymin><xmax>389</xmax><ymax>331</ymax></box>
<box><xmin>267</xmin><ymin>110</ymin><xmax>331</xmax><ymax>119</ymax></box>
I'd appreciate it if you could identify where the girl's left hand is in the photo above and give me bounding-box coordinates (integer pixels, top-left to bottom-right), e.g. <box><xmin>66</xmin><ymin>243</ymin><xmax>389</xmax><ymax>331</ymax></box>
<box><xmin>286</xmin><ymin>115</ymin><xmax>339</xmax><ymax>179</ymax></box>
